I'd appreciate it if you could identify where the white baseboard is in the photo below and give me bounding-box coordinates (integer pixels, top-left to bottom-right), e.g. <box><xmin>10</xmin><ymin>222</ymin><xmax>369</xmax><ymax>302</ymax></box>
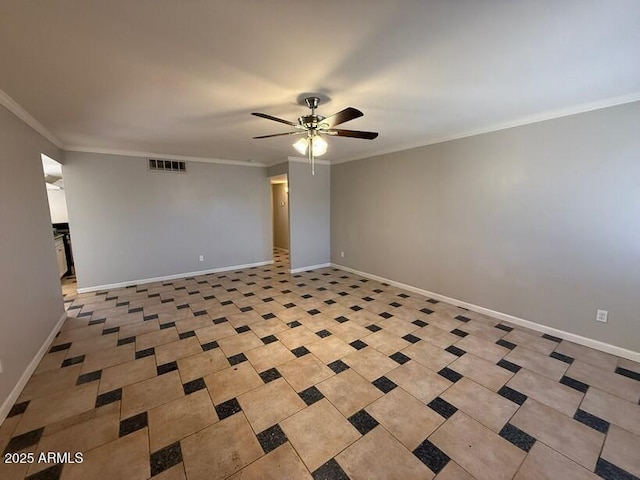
<box><xmin>331</xmin><ymin>263</ymin><xmax>640</xmax><ymax>363</ymax></box>
<box><xmin>77</xmin><ymin>260</ymin><xmax>274</xmax><ymax>294</ymax></box>
<box><xmin>290</xmin><ymin>263</ymin><xmax>331</xmax><ymax>274</ymax></box>
<box><xmin>0</xmin><ymin>311</ymin><xmax>67</xmax><ymax>423</ymax></box>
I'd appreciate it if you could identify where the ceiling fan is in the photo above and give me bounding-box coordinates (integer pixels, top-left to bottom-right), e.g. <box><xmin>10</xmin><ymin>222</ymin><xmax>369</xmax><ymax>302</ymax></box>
<box><xmin>252</xmin><ymin>96</ymin><xmax>378</xmax><ymax>174</ymax></box>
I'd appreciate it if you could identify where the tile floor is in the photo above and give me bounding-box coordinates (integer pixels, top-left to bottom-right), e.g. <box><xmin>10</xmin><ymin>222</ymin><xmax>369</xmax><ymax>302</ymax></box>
<box><xmin>2</xmin><ymin>249</ymin><xmax>640</xmax><ymax>480</ymax></box>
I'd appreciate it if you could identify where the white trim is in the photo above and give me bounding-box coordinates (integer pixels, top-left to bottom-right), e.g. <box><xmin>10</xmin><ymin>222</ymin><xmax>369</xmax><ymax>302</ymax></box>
<box><xmin>77</xmin><ymin>260</ymin><xmax>274</xmax><ymax>293</ymax></box>
<box><xmin>331</xmin><ymin>92</ymin><xmax>640</xmax><ymax>165</ymax></box>
<box><xmin>289</xmin><ymin>263</ymin><xmax>331</xmax><ymax>274</ymax></box>
<box><xmin>0</xmin><ymin>88</ymin><xmax>64</xmax><ymax>148</ymax></box>
<box><xmin>0</xmin><ymin>311</ymin><xmax>67</xmax><ymax>423</ymax></box>
<box><xmin>331</xmin><ymin>263</ymin><xmax>640</xmax><ymax>363</ymax></box>
<box><xmin>287</xmin><ymin>156</ymin><xmax>331</xmax><ymax>165</ymax></box>
<box><xmin>63</xmin><ymin>146</ymin><xmax>267</xmax><ymax>168</ymax></box>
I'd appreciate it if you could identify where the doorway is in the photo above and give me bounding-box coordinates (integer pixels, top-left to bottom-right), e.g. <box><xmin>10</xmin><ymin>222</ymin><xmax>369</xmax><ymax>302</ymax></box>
<box><xmin>41</xmin><ymin>154</ymin><xmax>76</xmax><ymax>298</ymax></box>
<box><xmin>270</xmin><ymin>174</ymin><xmax>290</xmax><ymax>270</ymax></box>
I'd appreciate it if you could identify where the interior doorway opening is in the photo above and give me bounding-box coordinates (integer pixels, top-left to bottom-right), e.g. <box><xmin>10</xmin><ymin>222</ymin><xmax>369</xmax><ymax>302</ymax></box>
<box><xmin>41</xmin><ymin>153</ymin><xmax>76</xmax><ymax>298</ymax></box>
<box><xmin>270</xmin><ymin>174</ymin><xmax>290</xmax><ymax>270</ymax></box>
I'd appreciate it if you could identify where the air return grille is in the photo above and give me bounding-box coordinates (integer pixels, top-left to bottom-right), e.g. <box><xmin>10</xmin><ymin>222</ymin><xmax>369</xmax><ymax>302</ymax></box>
<box><xmin>148</xmin><ymin>158</ymin><xmax>187</xmax><ymax>173</ymax></box>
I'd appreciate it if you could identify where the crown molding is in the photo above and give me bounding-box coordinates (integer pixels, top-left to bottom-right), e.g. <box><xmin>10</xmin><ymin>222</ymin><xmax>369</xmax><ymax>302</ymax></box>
<box><xmin>63</xmin><ymin>146</ymin><xmax>267</xmax><ymax>167</ymax></box>
<box><xmin>0</xmin><ymin>87</ymin><xmax>64</xmax><ymax>148</ymax></box>
<box><xmin>332</xmin><ymin>91</ymin><xmax>640</xmax><ymax>165</ymax></box>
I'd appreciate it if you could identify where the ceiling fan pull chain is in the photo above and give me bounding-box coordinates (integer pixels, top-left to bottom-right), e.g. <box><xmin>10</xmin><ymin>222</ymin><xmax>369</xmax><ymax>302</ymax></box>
<box><xmin>309</xmin><ymin>137</ymin><xmax>315</xmax><ymax>175</ymax></box>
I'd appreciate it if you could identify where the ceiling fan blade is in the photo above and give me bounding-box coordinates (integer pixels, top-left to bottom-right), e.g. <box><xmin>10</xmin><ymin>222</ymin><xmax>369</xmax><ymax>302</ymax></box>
<box><xmin>252</xmin><ymin>112</ymin><xmax>298</xmax><ymax>127</ymax></box>
<box><xmin>320</xmin><ymin>107</ymin><xmax>363</xmax><ymax>128</ymax></box>
<box><xmin>326</xmin><ymin>128</ymin><xmax>378</xmax><ymax>140</ymax></box>
<box><xmin>253</xmin><ymin>131</ymin><xmax>305</xmax><ymax>139</ymax></box>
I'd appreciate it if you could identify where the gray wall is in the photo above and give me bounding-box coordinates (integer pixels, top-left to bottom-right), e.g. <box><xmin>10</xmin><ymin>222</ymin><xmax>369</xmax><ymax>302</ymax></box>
<box><xmin>331</xmin><ymin>102</ymin><xmax>640</xmax><ymax>352</ymax></box>
<box><xmin>0</xmin><ymin>105</ymin><xmax>64</xmax><ymax>412</ymax></box>
<box><xmin>288</xmin><ymin>160</ymin><xmax>330</xmax><ymax>270</ymax></box>
<box><xmin>272</xmin><ymin>183</ymin><xmax>289</xmax><ymax>250</ymax></box>
<box><xmin>63</xmin><ymin>152</ymin><xmax>271</xmax><ymax>290</ymax></box>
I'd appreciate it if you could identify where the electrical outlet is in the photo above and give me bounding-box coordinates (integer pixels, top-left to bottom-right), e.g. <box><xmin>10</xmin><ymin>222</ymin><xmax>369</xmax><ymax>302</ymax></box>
<box><xmin>199</xmin><ymin>255</ymin><xmax>204</xmax><ymax>262</ymax></box>
<box><xmin>596</xmin><ymin>309</ymin><xmax>608</xmax><ymax>323</ymax></box>
<box><xmin>340</xmin><ymin>251</ymin><xmax>345</xmax><ymax>258</ymax></box>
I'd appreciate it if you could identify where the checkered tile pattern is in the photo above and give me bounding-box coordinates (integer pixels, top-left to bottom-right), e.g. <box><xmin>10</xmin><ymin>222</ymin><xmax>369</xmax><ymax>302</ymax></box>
<box><xmin>1</xmin><ymin>249</ymin><xmax>639</xmax><ymax>479</ymax></box>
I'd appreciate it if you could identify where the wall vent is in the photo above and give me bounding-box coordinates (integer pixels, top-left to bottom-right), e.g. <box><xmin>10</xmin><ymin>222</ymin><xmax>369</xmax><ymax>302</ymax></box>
<box><xmin>148</xmin><ymin>158</ymin><xmax>187</xmax><ymax>173</ymax></box>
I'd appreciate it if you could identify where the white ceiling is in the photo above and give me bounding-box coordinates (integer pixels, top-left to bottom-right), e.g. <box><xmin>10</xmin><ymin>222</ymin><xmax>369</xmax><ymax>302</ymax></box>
<box><xmin>1</xmin><ymin>1</ymin><xmax>639</xmax><ymax>166</ymax></box>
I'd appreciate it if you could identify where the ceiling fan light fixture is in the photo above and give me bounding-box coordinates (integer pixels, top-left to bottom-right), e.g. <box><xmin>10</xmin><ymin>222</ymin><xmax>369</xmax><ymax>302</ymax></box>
<box><xmin>293</xmin><ymin>137</ymin><xmax>309</xmax><ymax>155</ymax></box>
<box><xmin>311</xmin><ymin>136</ymin><xmax>327</xmax><ymax>156</ymax></box>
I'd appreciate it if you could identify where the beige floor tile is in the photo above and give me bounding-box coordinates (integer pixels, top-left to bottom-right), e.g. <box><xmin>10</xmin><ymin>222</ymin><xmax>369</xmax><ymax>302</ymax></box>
<box><xmin>99</xmin><ymin>355</ymin><xmax>156</xmax><ymax>394</ymax></box>
<box><xmin>0</xmin><ymin>415</ymin><xmax>21</xmax><ymax>453</ymax></box>
<box><xmin>448</xmin><ymin>353</ymin><xmax>513</xmax><ymax>392</ymax></box>
<box><xmin>81</xmin><ymin>343</ymin><xmax>136</xmax><ymax>374</ymax></box>
<box><xmin>601</xmin><ymin>424</ymin><xmax>640</xmax><ymax>478</ymax></box>
<box><xmin>177</xmin><ymin>348</ymin><xmax>229</xmax><ymax>383</ymax></box>
<box><xmin>402</xmin><ymin>341</ymin><xmax>458</xmax><ymax>372</ymax></box>
<box><xmin>580</xmin><ymin>387</ymin><xmax>640</xmax><ymax>436</ymax></box>
<box><xmin>413</xmin><ymin>325</ymin><xmax>460</xmax><ymax>349</ymax></box>
<box><xmin>363</xmin><ymin>330</ymin><xmax>411</xmax><ymax>355</ymax></box>
<box><xmin>204</xmin><ymin>361</ymin><xmax>263</xmax><ymax>404</ymax></box>
<box><xmin>457</xmin><ymin>320</ymin><xmax>504</xmax><ymax>343</ymax></box>
<box><xmin>329</xmin><ymin>321</ymin><xmax>373</xmax><ymax>343</ymax></box>
<box><xmin>514</xmin><ymin>441</ymin><xmax>600</xmax><ymax>480</ymax></box>
<box><xmin>510</xmin><ymin>399</ymin><xmax>604</xmax><ymax>470</ymax></box>
<box><xmin>218</xmin><ymin>331</ymin><xmax>264</xmax><ymax>357</ymax></box>
<box><xmin>237</xmin><ymin>378</ymin><xmax>306</xmax><ymax>433</ymax></box>
<box><xmin>386</xmin><ymin>360</ymin><xmax>451</xmax><ymax>403</ymax></box>
<box><xmin>66</xmin><ymin>333</ymin><xmax>119</xmax><ymax>357</ymax></box>
<box><xmin>506</xmin><ymin>368</ymin><xmax>583</xmax><ymax>417</ymax></box>
<box><xmin>317</xmin><ymin>369</ymin><xmax>383</xmax><ymax>417</ymax></box>
<box><xmin>618</xmin><ymin>357</ymin><xmax>640</xmax><ymax>374</ymax></box>
<box><xmin>118</xmin><ymin>318</ymin><xmax>160</xmax><ymax>339</ymax></box>
<box><xmin>277</xmin><ymin>354</ymin><xmax>335</xmax><ymax>392</ymax></box>
<box><xmin>434</xmin><ymin>461</ymin><xmax>475</xmax><ymax>480</ymax></box>
<box><xmin>276</xmin><ymin>326</ymin><xmax>319</xmax><ymax>349</ymax></box>
<box><xmin>194</xmin><ymin>322</ymin><xmax>236</xmax><ymax>344</ymax></box>
<box><xmin>52</xmin><ymin>324</ymin><xmax>104</xmax><ymax>346</ymax></box>
<box><xmin>367</xmin><ymin>387</ymin><xmax>444</xmax><ymax>450</ymax></box>
<box><xmin>248</xmin><ymin>318</ymin><xmax>289</xmax><ymax>338</ymax></box>
<box><xmin>555</xmin><ymin>341</ymin><xmax>619</xmax><ymax>371</ymax></box>
<box><xmin>136</xmin><ymin>328</ymin><xmax>180</xmax><ymax>352</ymax></box>
<box><xmin>102</xmin><ymin>312</ymin><xmax>145</xmax><ymax>328</ymax></box>
<box><xmin>60</xmin><ymin>428</ymin><xmax>149</xmax><ymax>480</ymax></box>
<box><xmin>155</xmin><ymin>337</ymin><xmax>202</xmax><ymax>365</ymax></box>
<box><xmin>33</xmin><ymin>350</ymin><xmax>68</xmax><ymax>375</ymax></box>
<box><xmin>337</xmin><ymin>426</ymin><xmax>434</xmax><ymax>480</ymax></box>
<box><xmin>174</xmin><ymin>315</ymin><xmax>216</xmax><ymax>333</ymax></box>
<box><xmin>121</xmin><ymin>370</ymin><xmax>184</xmax><ymax>419</ymax></box>
<box><xmin>430</xmin><ymin>412</ymin><xmax>525</xmax><ymax>480</ymax></box>
<box><xmin>28</xmin><ymin>402</ymin><xmax>120</xmax><ymax>475</ymax></box>
<box><xmin>342</xmin><ymin>347</ymin><xmax>398</xmax><ymax>382</ymax></box>
<box><xmin>227</xmin><ymin>310</ymin><xmax>264</xmax><ymax>328</ymax></box>
<box><xmin>441</xmin><ymin>378</ymin><xmax>518</xmax><ymax>432</ymax></box>
<box><xmin>148</xmin><ymin>389</ymin><xmax>218</xmax><ymax>451</ymax></box>
<box><xmin>502</xmin><ymin>330</ymin><xmax>558</xmax><ymax>355</ymax></box>
<box><xmin>306</xmin><ymin>335</ymin><xmax>357</xmax><ymax>363</ymax></box>
<box><xmin>275</xmin><ymin>306</ymin><xmax>310</xmax><ymax>323</ymax></box>
<box><xmin>14</xmin><ymin>382</ymin><xmax>98</xmax><ymax>436</ymax></box>
<box><xmin>504</xmin><ymin>346</ymin><xmax>568</xmax><ymax>381</ymax></box>
<box><xmin>567</xmin><ymin>360</ymin><xmax>640</xmax><ymax>403</ymax></box>
<box><xmin>244</xmin><ymin>341</ymin><xmax>296</xmax><ymax>373</ymax></box>
<box><xmin>18</xmin><ymin>365</ymin><xmax>82</xmax><ymax>402</ymax></box>
<box><xmin>454</xmin><ymin>335</ymin><xmax>510</xmax><ymax>363</ymax></box>
<box><xmin>181</xmin><ymin>413</ymin><xmax>263</xmax><ymax>480</ymax></box>
<box><xmin>281</xmin><ymin>399</ymin><xmax>361</xmax><ymax>472</ymax></box>
<box><xmin>228</xmin><ymin>443</ymin><xmax>312</xmax><ymax>480</ymax></box>
<box><xmin>376</xmin><ymin>317</ymin><xmax>418</xmax><ymax>337</ymax></box>
<box><xmin>153</xmin><ymin>463</ymin><xmax>186</xmax><ymax>480</ymax></box>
